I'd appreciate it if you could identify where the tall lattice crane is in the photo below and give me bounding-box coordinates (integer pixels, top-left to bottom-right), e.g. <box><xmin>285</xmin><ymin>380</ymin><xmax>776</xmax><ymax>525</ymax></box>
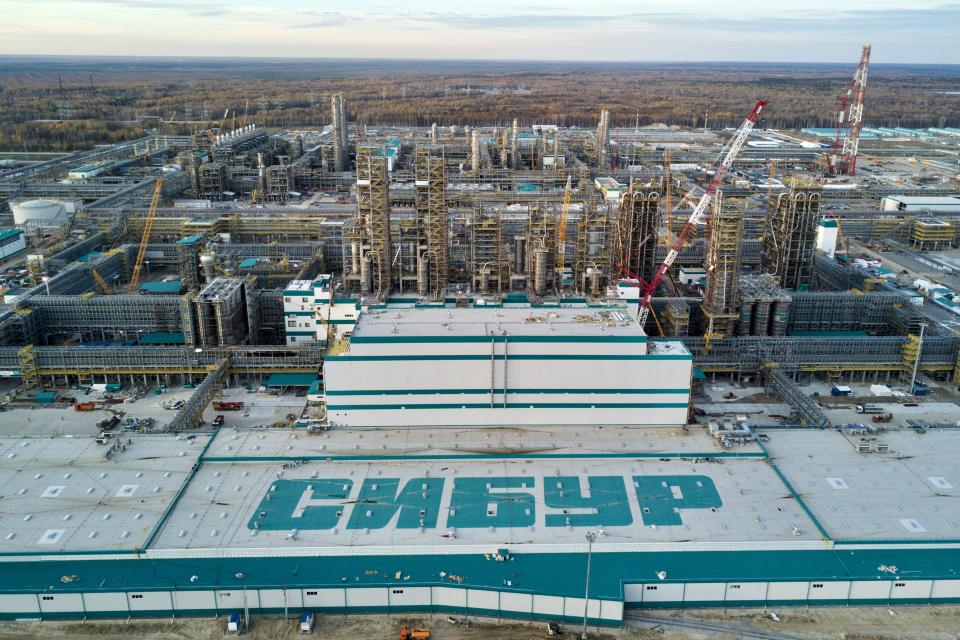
<box><xmin>827</xmin><ymin>44</ymin><xmax>871</xmax><ymax>176</ymax></box>
<box><xmin>127</xmin><ymin>176</ymin><xmax>163</xmax><ymax>294</ymax></box>
<box><xmin>621</xmin><ymin>99</ymin><xmax>768</xmax><ymax>329</ymax></box>
<box><xmin>555</xmin><ymin>176</ymin><xmax>572</xmax><ymax>276</ymax></box>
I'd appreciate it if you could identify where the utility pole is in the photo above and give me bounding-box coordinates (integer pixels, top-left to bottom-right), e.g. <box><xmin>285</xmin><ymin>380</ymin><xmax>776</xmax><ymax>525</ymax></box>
<box><xmin>581</xmin><ymin>530</ymin><xmax>596</xmax><ymax>640</ymax></box>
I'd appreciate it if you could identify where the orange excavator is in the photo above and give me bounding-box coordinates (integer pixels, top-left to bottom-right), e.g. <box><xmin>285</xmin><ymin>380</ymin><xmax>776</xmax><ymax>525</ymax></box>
<box><xmin>399</xmin><ymin>625</ymin><xmax>430</xmax><ymax>640</ymax></box>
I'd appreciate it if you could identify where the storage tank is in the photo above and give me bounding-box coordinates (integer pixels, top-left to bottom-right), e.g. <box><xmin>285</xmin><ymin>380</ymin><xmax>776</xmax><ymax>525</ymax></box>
<box><xmin>11</xmin><ymin>199</ymin><xmax>67</xmax><ymax>225</ymax></box>
<box><xmin>417</xmin><ymin>257</ymin><xmax>429</xmax><ymax>297</ymax></box>
<box><xmin>199</xmin><ymin>254</ymin><xmax>217</xmax><ymax>283</ymax></box>
<box><xmin>533</xmin><ymin>249</ymin><xmax>548</xmax><ymax>296</ymax></box>
<box><xmin>738</xmin><ymin>301</ymin><xmax>754</xmax><ymax>336</ymax></box>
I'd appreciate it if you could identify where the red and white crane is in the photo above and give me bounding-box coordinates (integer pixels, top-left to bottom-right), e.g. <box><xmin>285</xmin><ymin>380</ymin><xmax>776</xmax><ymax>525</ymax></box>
<box><xmin>827</xmin><ymin>44</ymin><xmax>871</xmax><ymax>177</ymax></box>
<box><xmin>621</xmin><ymin>98</ymin><xmax>768</xmax><ymax>329</ymax></box>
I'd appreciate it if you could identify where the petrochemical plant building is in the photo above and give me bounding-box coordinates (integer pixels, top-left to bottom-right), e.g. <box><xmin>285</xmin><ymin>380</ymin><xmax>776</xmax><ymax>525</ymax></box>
<box><xmin>323</xmin><ymin>306</ymin><xmax>692</xmax><ymax>427</ymax></box>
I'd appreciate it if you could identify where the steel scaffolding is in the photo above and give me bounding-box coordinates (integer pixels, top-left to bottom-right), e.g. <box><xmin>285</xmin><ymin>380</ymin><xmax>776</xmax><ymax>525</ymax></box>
<box><xmin>22</xmin><ymin>295</ymin><xmax>187</xmax><ymax>343</ymax></box>
<box><xmin>702</xmin><ymin>191</ymin><xmax>743</xmax><ymax>337</ymax></box>
<box><xmin>469</xmin><ymin>209</ymin><xmax>506</xmax><ymax>294</ymax></box>
<box><xmin>573</xmin><ymin>202</ymin><xmax>613</xmax><ymax>296</ymax></box>
<box><xmin>764</xmin><ymin>367</ymin><xmax>829</xmax><ymax>427</ymax></box>
<box><xmin>617</xmin><ymin>183</ymin><xmax>660</xmax><ymax>282</ymax></box>
<box><xmin>761</xmin><ymin>183</ymin><xmax>821</xmax><ymax>290</ymax></box>
<box><xmin>164</xmin><ymin>357</ymin><xmax>229</xmax><ymax>431</ymax></box>
<box><xmin>415</xmin><ymin>147</ymin><xmax>448</xmax><ymax>299</ymax></box>
<box><xmin>192</xmin><ymin>277</ymin><xmax>254</xmax><ymax>346</ymax></box>
<box><xmin>355</xmin><ymin>146</ymin><xmax>392</xmax><ymax>298</ymax></box>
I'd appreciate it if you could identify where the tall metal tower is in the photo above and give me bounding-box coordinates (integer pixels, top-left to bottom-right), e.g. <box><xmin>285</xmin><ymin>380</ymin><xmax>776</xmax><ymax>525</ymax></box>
<box><xmin>415</xmin><ymin>148</ymin><xmax>448</xmax><ymax>299</ymax></box>
<box><xmin>761</xmin><ymin>183</ymin><xmax>822</xmax><ymax>290</ymax></box>
<box><xmin>356</xmin><ymin>146</ymin><xmax>391</xmax><ymax>298</ymax></box>
<box><xmin>596</xmin><ymin>109</ymin><xmax>610</xmax><ymax>168</ymax></box>
<box><xmin>331</xmin><ymin>92</ymin><xmax>349</xmax><ymax>172</ymax></box>
<box><xmin>827</xmin><ymin>44</ymin><xmax>871</xmax><ymax>176</ymax></box>
<box><xmin>701</xmin><ymin>191</ymin><xmax>743</xmax><ymax>337</ymax></box>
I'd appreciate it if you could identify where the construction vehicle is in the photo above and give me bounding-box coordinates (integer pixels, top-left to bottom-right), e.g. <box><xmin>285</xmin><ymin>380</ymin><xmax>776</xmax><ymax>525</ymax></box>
<box><xmin>856</xmin><ymin>404</ymin><xmax>885</xmax><ymax>414</ymax></box>
<box><xmin>298</xmin><ymin>611</ymin><xmax>315</xmax><ymax>632</ymax></box>
<box><xmin>619</xmin><ymin>99</ymin><xmax>767</xmax><ymax>329</ymax></box>
<box><xmin>73</xmin><ymin>401</ymin><xmax>96</xmax><ymax>411</ymax></box>
<box><xmin>399</xmin><ymin>625</ymin><xmax>430</xmax><ymax>640</ymax></box>
<box><xmin>97</xmin><ymin>415</ymin><xmax>120</xmax><ymax>431</ymax></box>
<box><xmin>127</xmin><ymin>176</ymin><xmax>163</xmax><ymax>293</ymax></box>
<box><xmin>213</xmin><ymin>401</ymin><xmax>244</xmax><ymax>411</ymax></box>
<box><xmin>226</xmin><ymin>611</ymin><xmax>244</xmax><ymax>634</ymax></box>
<box><xmin>546</xmin><ymin>621</ymin><xmax>562</xmax><ymax>636</ymax></box>
<box><xmin>872</xmin><ymin>413</ymin><xmax>893</xmax><ymax>423</ymax></box>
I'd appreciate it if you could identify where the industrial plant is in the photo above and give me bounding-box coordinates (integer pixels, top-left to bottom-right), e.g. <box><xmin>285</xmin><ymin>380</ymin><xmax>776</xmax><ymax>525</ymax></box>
<box><xmin>3</xmin><ymin>45</ymin><xmax>960</xmax><ymax>633</ymax></box>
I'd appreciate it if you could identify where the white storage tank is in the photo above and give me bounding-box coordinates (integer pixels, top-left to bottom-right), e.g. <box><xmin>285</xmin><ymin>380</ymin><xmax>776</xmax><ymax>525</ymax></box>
<box><xmin>10</xmin><ymin>199</ymin><xmax>68</xmax><ymax>225</ymax></box>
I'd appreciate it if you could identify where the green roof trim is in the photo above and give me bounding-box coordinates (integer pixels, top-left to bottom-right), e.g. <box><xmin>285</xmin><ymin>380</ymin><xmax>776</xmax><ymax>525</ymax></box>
<box><xmin>139</xmin><ymin>280</ymin><xmax>183</xmax><ymax>294</ymax></box>
<box><xmin>140</xmin><ymin>331</ymin><xmax>186</xmax><ymax>345</ymax></box>
<box><xmin>0</xmin><ymin>228</ymin><xmax>23</xmax><ymax>242</ymax></box>
<box><xmin>265</xmin><ymin>372</ymin><xmax>320</xmax><ymax>387</ymax></box>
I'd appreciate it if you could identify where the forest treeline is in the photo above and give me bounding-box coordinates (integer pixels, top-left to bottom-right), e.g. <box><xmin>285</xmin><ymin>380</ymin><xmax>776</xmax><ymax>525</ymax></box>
<box><xmin>1</xmin><ymin>60</ymin><xmax>959</xmax><ymax>151</ymax></box>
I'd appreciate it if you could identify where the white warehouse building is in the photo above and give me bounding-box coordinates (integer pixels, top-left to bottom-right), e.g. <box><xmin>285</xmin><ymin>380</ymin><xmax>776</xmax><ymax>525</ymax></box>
<box><xmin>323</xmin><ymin>306</ymin><xmax>692</xmax><ymax>427</ymax></box>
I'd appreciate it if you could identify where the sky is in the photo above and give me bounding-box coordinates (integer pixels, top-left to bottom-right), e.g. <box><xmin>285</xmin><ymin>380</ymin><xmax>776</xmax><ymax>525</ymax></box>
<box><xmin>0</xmin><ymin>0</ymin><xmax>958</xmax><ymax>63</ymax></box>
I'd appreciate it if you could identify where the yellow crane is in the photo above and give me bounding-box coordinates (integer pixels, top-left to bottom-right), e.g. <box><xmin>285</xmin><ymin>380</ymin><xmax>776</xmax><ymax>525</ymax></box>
<box><xmin>555</xmin><ymin>176</ymin><xmax>572</xmax><ymax>277</ymax></box>
<box><xmin>127</xmin><ymin>176</ymin><xmax>163</xmax><ymax>294</ymax></box>
<box><xmin>91</xmin><ymin>269</ymin><xmax>112</xmax><ymax>295</ymax></box>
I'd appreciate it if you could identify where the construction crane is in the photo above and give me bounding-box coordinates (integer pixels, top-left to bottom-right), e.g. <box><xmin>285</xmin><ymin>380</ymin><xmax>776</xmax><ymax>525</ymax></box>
<box><xmin>127</xmin><ymin>176</ymin><xmax>163</xmax><ymax>294</ymax></box>
<box><xmin>555</xmin><ymin>176</ymin><xmax>572</xmax><ymax>277</ymax></box>
<box><xmin>91</xmin><ymin>269</ymin><xmax>113</xmax><ymax>295</ymax></box>
<box><xmin>621</xmin><ymin>99</ymin><xmax>768</xmax><ymax>329</ymax></box>
<box><xmin>827</xmin><ymin>44</ymin><xmax>871</xmax><ymax>177</ymax></box>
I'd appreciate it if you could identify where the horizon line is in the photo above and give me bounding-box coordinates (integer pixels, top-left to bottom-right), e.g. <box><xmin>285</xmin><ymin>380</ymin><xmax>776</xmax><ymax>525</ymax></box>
<box><xmin>1</xmin><ymin>53</ymin><xmax>958</xmax><ymax>67</ymax></box>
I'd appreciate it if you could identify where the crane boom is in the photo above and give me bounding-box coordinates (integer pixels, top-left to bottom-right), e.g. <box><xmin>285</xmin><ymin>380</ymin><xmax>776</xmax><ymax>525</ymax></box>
<box><xmin>91</xmin><ymin>269</ymin><xmax>112</xmax><ymax>295</ymax></box>
<box><xmin>827</xmin><ymin>44</ymin><xmax>871</xmax><ymax>176</ymax></box>
<box><xmin>628</xmin><ymin>99</ymin><xmax>767</xmax><ymax>328</ymax></box>
<box><xmin>127</xmin><ymin>176</ymin><xmax>163</xmax><ymax>294</ymax></box>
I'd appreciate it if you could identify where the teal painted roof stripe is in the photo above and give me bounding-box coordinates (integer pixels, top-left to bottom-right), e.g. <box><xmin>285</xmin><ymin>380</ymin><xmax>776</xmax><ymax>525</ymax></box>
<box><xmin>325</xmin><ymin>388</ymin><xmax>690</xmax><ymax>396</ymax></box>
<box><xmin>201</xmin><ymin>451</ymin><xmax>765</xmax><ymax>463</ymax></box>
<box><xmin>326</xmin><ymin>402</ymin><xmax>689</xmax><ymax>410</ymax></box>
<box><xmin>4</xmin><ymin>547</ymin><xmax>960</xmax><ymax>600</ymax></box>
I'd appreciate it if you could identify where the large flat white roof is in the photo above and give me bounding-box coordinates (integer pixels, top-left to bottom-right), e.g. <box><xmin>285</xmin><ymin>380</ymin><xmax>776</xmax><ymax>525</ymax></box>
<box><xmin>0</xmin><ymin>435</ymin><xmax>203</xmax><ymax>553</ymax></box>
<box><xmin>352</xmin><ymin>307</ymin><xmax>645</xmax><ymax>339</ymax></box>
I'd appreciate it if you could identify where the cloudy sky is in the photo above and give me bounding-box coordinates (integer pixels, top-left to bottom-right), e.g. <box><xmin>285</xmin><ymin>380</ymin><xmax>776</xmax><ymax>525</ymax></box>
<box><xmin>1</xmin><ymin>0</ymin><xmax>958</xmax><ymax>63</ymax></box>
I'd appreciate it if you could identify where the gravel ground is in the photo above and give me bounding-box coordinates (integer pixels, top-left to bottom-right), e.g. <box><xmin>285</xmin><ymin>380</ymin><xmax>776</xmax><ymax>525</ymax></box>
<box><xmin>4</xmin><ymin>606</ymin><xmax>960</xmax><ymax>640</ymax></box>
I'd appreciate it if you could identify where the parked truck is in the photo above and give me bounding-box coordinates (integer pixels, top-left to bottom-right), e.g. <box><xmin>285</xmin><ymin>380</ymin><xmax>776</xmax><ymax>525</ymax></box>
<box><xmin>213</xmin><ymin>401</ymin><xmax>244</xmax><ymax>411</ymax></box>
<box><xmin>856</xmin><ymin>404</ymin><xmax>885</xmax><ymax>414</ymax></box>
<box><xmin>299</xmin><ymin>611</ymin><xmax>315</xmax><ymax>632</ymax></box>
